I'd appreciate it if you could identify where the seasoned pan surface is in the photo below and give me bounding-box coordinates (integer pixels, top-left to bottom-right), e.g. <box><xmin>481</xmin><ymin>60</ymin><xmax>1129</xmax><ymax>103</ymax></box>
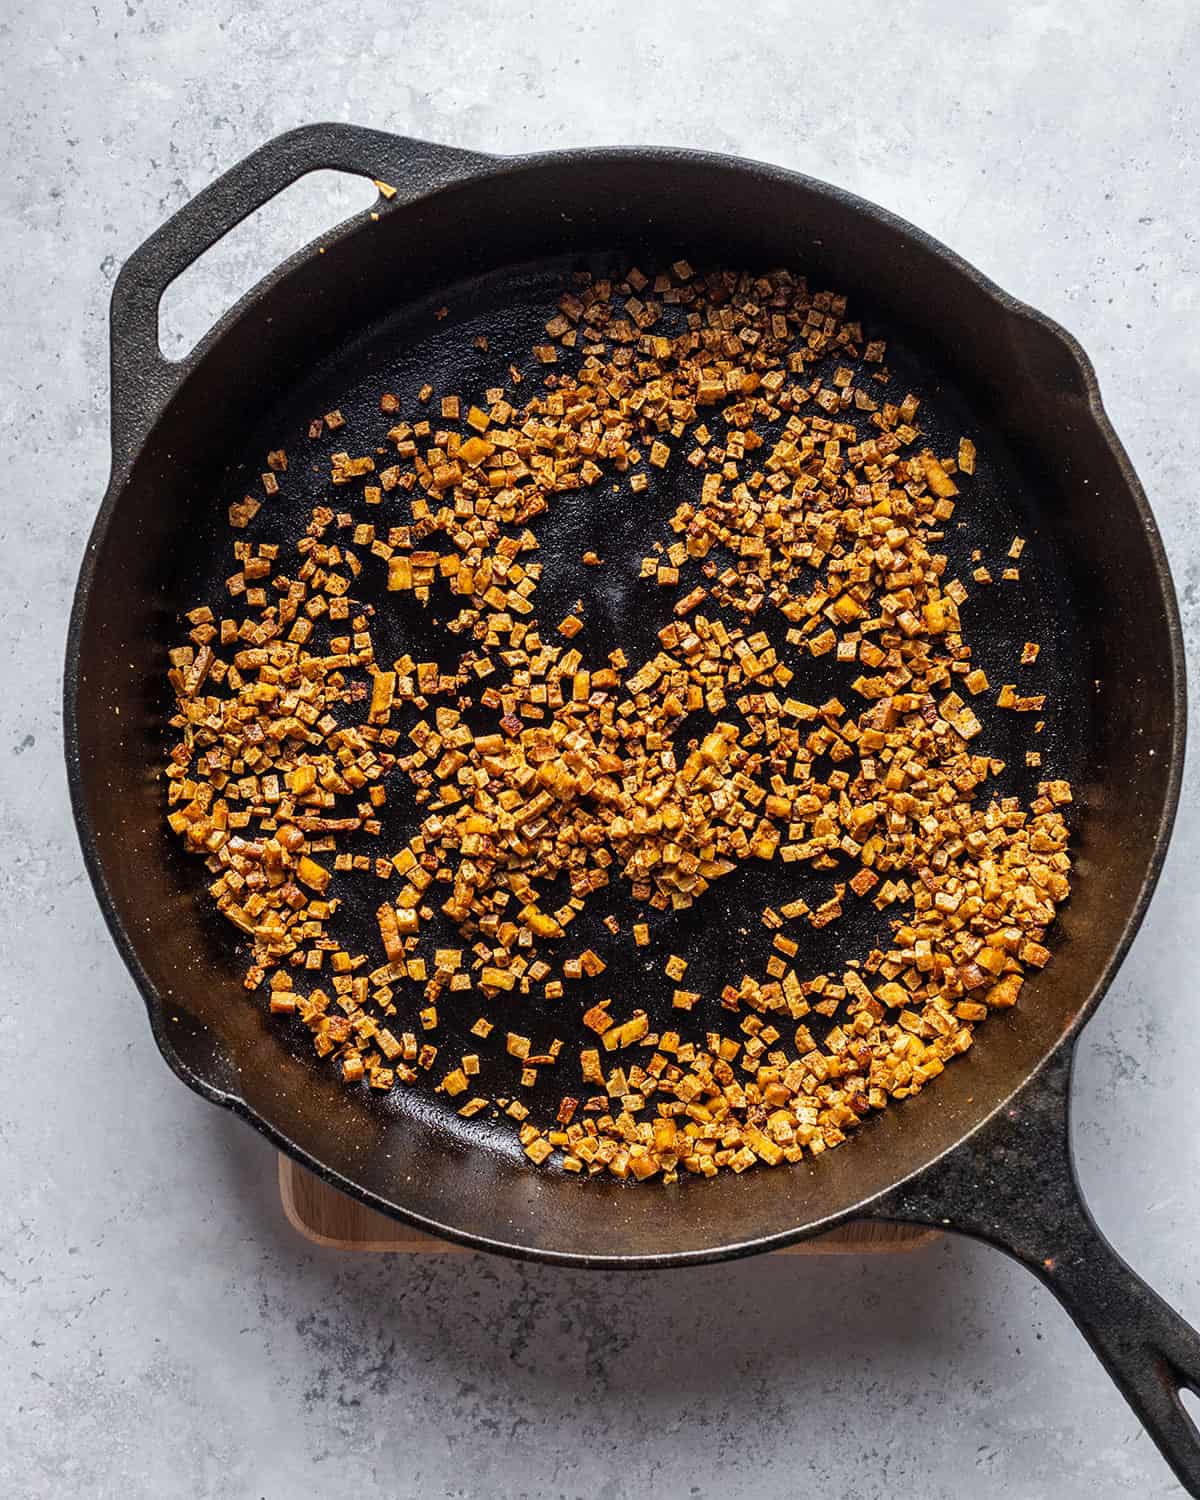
<box><xmin>169</xmin><ymin>254</ymin><xmax>1093</xmax><ymax>1155</ymax></box>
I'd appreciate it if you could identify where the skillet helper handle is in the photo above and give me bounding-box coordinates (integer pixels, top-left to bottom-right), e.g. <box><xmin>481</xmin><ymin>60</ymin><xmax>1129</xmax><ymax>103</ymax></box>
<box><xmin>108</xmin><ymin>122</ymin><xmax>493</xmax><ymax>464</ymax></box>
<box><xmin>877</xmin><ymin>1049</ymin><xmax>1200</xmax><ymax>1496</ymax></box>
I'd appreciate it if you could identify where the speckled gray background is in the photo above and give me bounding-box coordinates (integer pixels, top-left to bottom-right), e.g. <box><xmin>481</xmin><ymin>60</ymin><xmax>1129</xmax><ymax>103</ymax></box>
<box><xmin>3</xmin><ymin>0</ymin><xmax>1199</xmax><ymax>1495</ymax></box>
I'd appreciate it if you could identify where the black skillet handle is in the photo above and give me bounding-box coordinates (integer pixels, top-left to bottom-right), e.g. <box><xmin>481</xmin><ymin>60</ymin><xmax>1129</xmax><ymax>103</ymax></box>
<box><xmin>108</xmin><ymin>123</ymin><xmax>494</xmax><ymax>466</ymax></box>
<box><xmin>875</xmin><ymin>1048</ymin><xmax>1200</xmax><ymax>1495</ymax></box>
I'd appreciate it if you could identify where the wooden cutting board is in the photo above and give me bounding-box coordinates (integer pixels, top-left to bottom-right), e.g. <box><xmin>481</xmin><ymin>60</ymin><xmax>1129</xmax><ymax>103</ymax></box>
<box><xmin>279</xmin><ymin>1156</ymin><xmax>938</xmax><ymax>1254</ymax></box>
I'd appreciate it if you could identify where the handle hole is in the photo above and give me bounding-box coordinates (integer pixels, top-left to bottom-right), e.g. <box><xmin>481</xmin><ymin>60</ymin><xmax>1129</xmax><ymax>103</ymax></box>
<box><xmin>157</xmin><ymin>169</ymin><xmax>379</xmax><ymax>361</ymax></box>
<box><xmin>1181</xmin><ymin>1388</ymin><xmax>1200</xmax><ymax>1430</ymax></box>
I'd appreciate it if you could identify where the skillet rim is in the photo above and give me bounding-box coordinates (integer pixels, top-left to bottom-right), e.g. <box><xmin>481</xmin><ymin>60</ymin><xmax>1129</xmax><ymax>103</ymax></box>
<box><xmin>63</xmin><ymin>135</ymin><xmax>1187</xmax><ymax>1266</ymax></box>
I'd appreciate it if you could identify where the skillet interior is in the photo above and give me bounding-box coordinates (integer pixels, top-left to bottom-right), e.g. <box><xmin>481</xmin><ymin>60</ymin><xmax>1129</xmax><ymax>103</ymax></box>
<box><xmin>69</xmin><ymin>152</ymin><xmax>1179</xmax><ymax>1262</ymax></box>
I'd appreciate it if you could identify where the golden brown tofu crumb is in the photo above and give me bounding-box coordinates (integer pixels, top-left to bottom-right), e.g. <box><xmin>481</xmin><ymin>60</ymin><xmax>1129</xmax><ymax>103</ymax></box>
<box><xmin>164</xmin><ymin>257</ymin><xmax>1074</xmax><ymax>1184</ymax></box>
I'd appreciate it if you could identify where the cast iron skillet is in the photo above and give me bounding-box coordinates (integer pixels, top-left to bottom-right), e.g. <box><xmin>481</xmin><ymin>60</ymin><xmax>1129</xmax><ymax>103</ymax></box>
<box><xmin>65</xmin><ymin>125</ymin><xmax>1200</xmax><ymax>1489</ymax></box>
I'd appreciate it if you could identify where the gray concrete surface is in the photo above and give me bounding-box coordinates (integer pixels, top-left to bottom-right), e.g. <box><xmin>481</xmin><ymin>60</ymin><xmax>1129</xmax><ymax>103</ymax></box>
<box><xmin>3</xmin><ymin>0</ymin><xmax>1199</xmax><ymax>1495</ymax></box>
